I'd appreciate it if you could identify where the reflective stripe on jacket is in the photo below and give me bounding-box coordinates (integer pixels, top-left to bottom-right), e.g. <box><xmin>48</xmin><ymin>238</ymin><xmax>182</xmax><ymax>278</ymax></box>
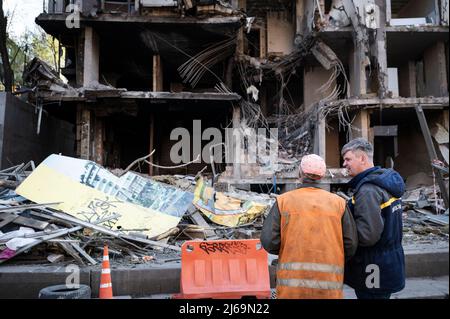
<box><xmin>275</xmin><ymin>187</ymin><xmax>346</xmax><ymax>299</ymax></box>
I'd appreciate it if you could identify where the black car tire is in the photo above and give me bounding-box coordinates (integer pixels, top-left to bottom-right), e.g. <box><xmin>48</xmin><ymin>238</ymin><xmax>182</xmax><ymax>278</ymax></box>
<box><xmin>38</xmin><ymin>284</ymin><xmax>91</xmax><ymax>299</ymax></box>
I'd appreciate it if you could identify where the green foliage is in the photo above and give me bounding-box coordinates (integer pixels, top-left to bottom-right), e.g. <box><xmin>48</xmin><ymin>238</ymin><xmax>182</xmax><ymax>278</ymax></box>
<box><xmin>22</xmin><ymin>29</ymin><xmax>63</xmax><ymax>71</ymax></box>
<box><xmin>1</xmin><ymin>29</ymin><xmax>64</xmax><ymax>89</ymax></box>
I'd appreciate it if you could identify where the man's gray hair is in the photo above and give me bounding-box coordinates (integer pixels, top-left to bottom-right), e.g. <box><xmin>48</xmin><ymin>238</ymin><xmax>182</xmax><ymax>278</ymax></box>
<box><xmin>341</xmin><ymin>138</ymin><xmax>374</xmax><ymax>160</ymax></box>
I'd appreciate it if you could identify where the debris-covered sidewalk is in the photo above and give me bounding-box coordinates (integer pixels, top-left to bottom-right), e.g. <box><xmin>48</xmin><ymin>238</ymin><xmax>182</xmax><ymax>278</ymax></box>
<box><xmin>402</xmin><ymin>183</ymin><xmax>449</xmax><ymax>246</ymax></box>
<box><xmin>1</xmin><ymin>153</ymin><xmax>448</xmax><ymax>267</ymax></box>
<box><xmin>0</xmin><ymin>155</ymin><xmax>276</xmax><ymax>266</ymax></box>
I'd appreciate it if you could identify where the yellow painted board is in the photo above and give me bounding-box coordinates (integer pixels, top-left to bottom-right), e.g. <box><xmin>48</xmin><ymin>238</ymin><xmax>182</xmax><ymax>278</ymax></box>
<box><xmin>16</xmin><ymin>164</ymin><xmax>180</xmax><ymax>238</ymax></box>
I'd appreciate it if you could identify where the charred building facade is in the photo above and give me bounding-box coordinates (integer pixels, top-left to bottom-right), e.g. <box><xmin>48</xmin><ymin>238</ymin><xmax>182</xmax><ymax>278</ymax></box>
<box><xmin>26</xmin><ymin>0</ymin><xmax>448</xmax><ymax>195</ymax></box>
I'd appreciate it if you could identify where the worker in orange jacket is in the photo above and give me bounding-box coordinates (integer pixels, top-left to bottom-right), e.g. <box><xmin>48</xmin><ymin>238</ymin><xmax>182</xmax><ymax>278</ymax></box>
<box><xmin>261</xmin><ymin>154</ymin><xmax>358</xmax><ymax>299</ymax></box>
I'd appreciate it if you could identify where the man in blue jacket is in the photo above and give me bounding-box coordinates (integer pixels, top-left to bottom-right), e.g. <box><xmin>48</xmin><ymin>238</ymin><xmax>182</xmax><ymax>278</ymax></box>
<box><xmin>341</xmin><ymin>138</ymin><xmax>406</xmax><ymax>299</ymax></box>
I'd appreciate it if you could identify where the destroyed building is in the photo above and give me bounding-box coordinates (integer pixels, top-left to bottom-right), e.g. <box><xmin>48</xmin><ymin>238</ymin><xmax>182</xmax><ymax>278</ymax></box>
<box><xmin>0</xmin><ymin>0</ymin><xmax>448</xmax><ymax>299</ymax></box>
<box><xmin>18</xmin><ymin>0</ymin><xmax>447</xmax><ymax>197</ymax></box>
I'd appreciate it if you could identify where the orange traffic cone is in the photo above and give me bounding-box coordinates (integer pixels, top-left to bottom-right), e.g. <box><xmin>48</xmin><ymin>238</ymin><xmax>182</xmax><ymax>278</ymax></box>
<box><xmin>99</xmin><ymin>245</ymin><xmax>113</xmax><ymax>299</ymax></box>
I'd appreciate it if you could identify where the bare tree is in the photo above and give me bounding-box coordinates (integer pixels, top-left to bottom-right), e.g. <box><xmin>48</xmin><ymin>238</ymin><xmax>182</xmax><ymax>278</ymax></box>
<box><xmin>0</xmin><ymin>0</ymin><xmax>13</xmax><ymax>91</ymax></box>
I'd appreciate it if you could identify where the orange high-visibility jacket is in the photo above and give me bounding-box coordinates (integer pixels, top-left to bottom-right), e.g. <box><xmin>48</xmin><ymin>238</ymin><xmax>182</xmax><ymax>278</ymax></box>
<box><xmin>275</xmin><ymin>187</ymin><xmax>346</xmax><ymax>299</ymax></box>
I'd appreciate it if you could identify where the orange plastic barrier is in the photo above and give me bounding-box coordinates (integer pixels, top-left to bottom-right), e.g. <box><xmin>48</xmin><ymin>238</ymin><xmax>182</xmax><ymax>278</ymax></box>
<box><xmin>174</xmin><ymin>239</ymin><xmax>271</xmax><ymax>299</ymax></box>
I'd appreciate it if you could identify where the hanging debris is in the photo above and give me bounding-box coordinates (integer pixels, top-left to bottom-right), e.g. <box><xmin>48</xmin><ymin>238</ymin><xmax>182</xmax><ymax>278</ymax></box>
<box><xmin>178</xmin><ymin>37</ymin><xmax>237</xmax><ymax>89</ymax></box>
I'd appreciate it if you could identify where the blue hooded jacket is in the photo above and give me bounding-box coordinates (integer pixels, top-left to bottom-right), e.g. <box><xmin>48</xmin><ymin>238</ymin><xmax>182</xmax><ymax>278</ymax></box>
<box><xmin>345</xmin><ymin>167</ymin><xmax>406</xmax><ymax>293</ymax></box>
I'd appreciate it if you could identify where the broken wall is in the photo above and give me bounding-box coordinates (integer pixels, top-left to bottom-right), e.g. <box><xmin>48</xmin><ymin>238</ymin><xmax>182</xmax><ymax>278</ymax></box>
<box><xmin>0</xmin><ymin>93</ymin><xmax>75</xmax><ymax>169</ymax></box>
<box><xmin>325</xmin><ymin>120</ymin><xmax>342</xmax><ymax>167</ymax></box>
<box><xmin>423</xmin><ymin>42</ymin><xmax>449</xmax><ymax>97</ymax></box>
<box><xmin>150</xmin><ymin>103</ymin><xmax>231</xmax><ymax>176</ymax></box>
<box><xmin>267</xmin><ymin>11</ymin><xmax>295</xmax><ymax>56</ymax></box>
<box><xmin>303</xmin><ymin>66</ymin><xmax>336</xmax><ymax>111</ymax></box>
<box><xmin>371</xmin><ymin>109</ymin><xmax>444</xmax><ymax>178</ymax></box>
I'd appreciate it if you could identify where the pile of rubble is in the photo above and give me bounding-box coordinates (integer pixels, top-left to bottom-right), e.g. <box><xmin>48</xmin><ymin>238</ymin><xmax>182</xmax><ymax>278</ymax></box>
<box><xmin>402</xmin><ymin>181</ymin><xmax>449</xmax><ymax>246</ymax></box>
<box><xmin>0</xmin><ymin>155</ymin><xmax>275</xmax><ymax>266</ymax></box>
<box><xmin>1</xmin><ymin>154</ymin><xmax>448</xmax><ymax>267</ymax></box>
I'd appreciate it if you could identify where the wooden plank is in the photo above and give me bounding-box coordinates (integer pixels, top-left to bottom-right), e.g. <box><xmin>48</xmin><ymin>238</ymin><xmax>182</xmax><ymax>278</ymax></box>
<box><xmin>0</xmin><ymin>180</ymin><xmax>20</xmax><ymax>189</ymax></box>
<box><xmin>0</xmin><ymin>214</ymin><xmax>117</xmax><ymax>265</ymax></box>
<box><xmin>70</xmin><ymin>242</ymin><xmax>97</xmax><ymax>265</ymax></box>
<box><xmin>37</xmin><ymin>208</ymin><xmax>182</xmax><ymax>252</ymax></box>
<box><xmin>0</xmin><ymin>213</ymin><xmax>18</xmax><ymax>229</ymax></box>
<box><xmin>150</xmin><ymin>227</ymin><xmax>180</xmax><ymax>241</ymax></box>
<box><xmin>153</xmin><ymin>55</ymin><xmax>163</xmax><ymax>92</ymax></box>
<box><xmin>13</xmin><ymin>216</ymin><xmax>49</xmax><ymax>230</ymax></box>
<box><xmin>0</xmin><ymin>203</ymin><xmax>60</xmax><ymax>212</ymax></box>
<box><xmin>48</xmin><ymin>225</ymin><xmax>85</xmax><ymax>265</ymax></box>
<box><xmin>188</xmin><ymin>209</ymin><xmax>216</xmax><ymax>238</ymax></box>
<box><xmin>58</xmin><ymin>241</ymin><xmax>85</xmax><ymax>264</ymax></box>
<box><xmin>0</xmin><ymin>212</ymin><xmax>49</xmax><ymax>230</ymax></box>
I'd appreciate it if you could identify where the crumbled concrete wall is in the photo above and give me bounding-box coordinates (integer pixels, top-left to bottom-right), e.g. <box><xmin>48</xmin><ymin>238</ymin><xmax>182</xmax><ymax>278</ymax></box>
<box><xmin>0</xmin><ymin>93</ymin><xmax>75</xmax><ymax>169</ymax></box>
<box><xmin>303</xmin><ymin>66</ymin><xmax>336</xmax><ymax>111</ymax></box>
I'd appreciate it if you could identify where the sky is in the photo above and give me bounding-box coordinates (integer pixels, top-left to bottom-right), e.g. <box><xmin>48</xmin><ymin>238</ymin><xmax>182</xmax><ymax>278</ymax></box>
<box><xmin>4</xmin><ymin>0</ymin><xmax>43</xmax><ymax>39</ymax></box>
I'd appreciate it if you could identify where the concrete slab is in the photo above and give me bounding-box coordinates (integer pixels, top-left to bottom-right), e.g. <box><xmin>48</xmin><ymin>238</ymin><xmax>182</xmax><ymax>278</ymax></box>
<box><xmin>404</xmin><ymin>244</ymin><xmax>449</xmax><ymax>277</ymax></box>
<box><xmin>90</xmin><ymin>265</ymin><xmax>181</xmax><ymax>298</ymax></box>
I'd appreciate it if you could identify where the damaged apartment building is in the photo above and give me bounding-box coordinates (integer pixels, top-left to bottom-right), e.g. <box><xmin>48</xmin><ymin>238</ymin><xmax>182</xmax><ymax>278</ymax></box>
<box><xmin>18</xmin><ymin>0</ymin><xmax>449</xmax><ymax>198</ymax></box>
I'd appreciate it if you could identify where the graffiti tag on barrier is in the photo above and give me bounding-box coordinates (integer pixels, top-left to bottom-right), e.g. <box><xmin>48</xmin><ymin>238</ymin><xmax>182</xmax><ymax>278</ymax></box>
<box><xmin>199</xmin><ymin>241</ymin><xmax>250</xmax><ymax>255</ymax></box>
